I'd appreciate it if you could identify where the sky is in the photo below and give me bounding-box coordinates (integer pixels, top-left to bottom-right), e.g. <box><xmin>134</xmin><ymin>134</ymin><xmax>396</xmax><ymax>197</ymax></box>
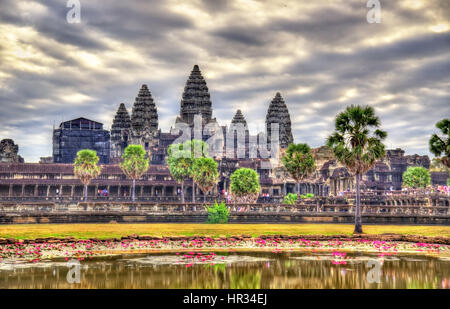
<box><xmin>0</xmin><ymin>0</ymin><xmax>449</xmax><ymax>162</ymax></box>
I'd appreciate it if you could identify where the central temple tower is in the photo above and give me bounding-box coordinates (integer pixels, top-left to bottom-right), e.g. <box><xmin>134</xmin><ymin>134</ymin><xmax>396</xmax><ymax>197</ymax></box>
<box><xmin>175</xmin><ymin>65</ymin><xmax>216</xmax><ymax>126</ymax></box>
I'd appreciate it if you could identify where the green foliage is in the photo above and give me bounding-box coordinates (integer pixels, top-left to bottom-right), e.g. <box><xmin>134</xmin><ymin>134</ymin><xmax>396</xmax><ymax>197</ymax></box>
<box><xmin>402</xmin><ymin>167</ymin><xmax>431</xmax><ymax>189</ymax></box>
<box><xmin>119</xmin><ymin>145</ymin><xmax>149</xmax><ymax>179</ymax></box>
<box><xmin>192</xmin><ymin>157</ymin><xmax>219</xmax><ymax>200</ymax></box>
<box><xmin>206</xmin><ymin>201</ymin><xmax>229</xmax><ymax>224</ymax></box>
<box><xmin>326</xmin><ymin>105</ymin><xmax>387</xmax><ymax>175</ymax></box>
<box><xmin>447</xmin><ymin>178</ymin><xmax>450</xmax><ymax>186</ymax></box>
<box><xmin>283</xmin><ymin>193</ymin><xmax>298</xmax><ymax>205</ymax></box>
<box><xmin>429</xmin><ymin>119</ymin><xmax>450</xmax><ymax>168</ymax></box>
<box><xmin>300</xmin><ymin>193</ymin><xmax>315</xmax><ymax>199</ymax></box>
<box><xmin>167</xmin><ymin>139</ymin><xmax>209</xmax><ymax>202</ymax></box>
<box><xmin>167</xmin><ymin>139</ymin><xmax>209</xmax><ymax>182</ymax></box>
<box><xmin>326</xmin><ymin>105</ymin><xmax>387</xmax><ymax>234</ymax></box>
<box><xmin>230</xmin><ymin>168</ymin><xmax>260</xmax><ymax>203</ymax></box>
<box><xmin>167</xmin><ymin>142</ymin><xmax>193</xmax><ymax>183</ymax></box>
<box><xmin>185</xmin><ymin>139</ymin><xmax>209</xmax><ymax>158</ymax></box>
<box><xmin>282</xmin><ymin>143</ymin><xmax>315</xmax><ymax>183</ymax></box>
<box><xmin>73</xmin><ymin>149</ymin><xmax>102</xmax><ymax>185</ymax></box>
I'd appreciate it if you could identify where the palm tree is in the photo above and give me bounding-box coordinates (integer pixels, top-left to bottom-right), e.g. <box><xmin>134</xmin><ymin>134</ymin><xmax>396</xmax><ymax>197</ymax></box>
<box><xmin>192</xmin><ymin>157</ymin><xmax>219</xmax><ymax>203</ymax></box>
<box><xmin>429</xmin><ymin>118</ymin><xmax>449</xmax><ymax>168</ymax></box>
<box><xmin>73</xmin><ymin>149</ymin><xmax>102</xmax><ymax>202</ymax></box>
<box><xmin>281</xmin><ymin>143</ymin><xmax>315</xmax><ymax>196</ymax></box>
<box><xmin>167</xmin><ymin>142</ymin><xmax>192</xmax><ymax>203</ymax></box>
<box><xmin>326</xmin><ymin>105</ymin><xmax>387</xmax><ymax>234</ymax></box>
<box><xmin>186</xmin><ymin>139</ymin><xmax>209</xmax><ymax>202</ymax></box>
<box><xmin>120</xmin><ymin>145</ymin><xmax>149</xmax><ymax>201</ymax></box>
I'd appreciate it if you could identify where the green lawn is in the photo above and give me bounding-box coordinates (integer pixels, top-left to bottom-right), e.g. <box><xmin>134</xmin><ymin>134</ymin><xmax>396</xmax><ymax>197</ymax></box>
<box><xmin>0</xmin><ymin>223</ymin><xmax>449</xmax><ymax>240</ymax></box>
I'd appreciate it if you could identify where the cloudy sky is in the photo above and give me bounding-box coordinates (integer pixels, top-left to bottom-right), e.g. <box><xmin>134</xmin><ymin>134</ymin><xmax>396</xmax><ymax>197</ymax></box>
<box><xmin>0</xmin><ymin>0</ymin><xmax>449</xmax><ymax>162</ymax></box>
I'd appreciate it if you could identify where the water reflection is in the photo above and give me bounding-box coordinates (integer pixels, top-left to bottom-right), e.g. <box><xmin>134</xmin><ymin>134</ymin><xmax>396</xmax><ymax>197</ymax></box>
<box><xmin>0</xmin><ymin>252</ymin><xmax>449</xmax><ymax>289</ymax></box>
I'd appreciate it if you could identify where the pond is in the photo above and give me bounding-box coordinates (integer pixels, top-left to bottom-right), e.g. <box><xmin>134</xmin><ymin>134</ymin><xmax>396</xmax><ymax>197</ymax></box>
<box><xmin>1</xmin><ymin>251</ymin><xmax>449</xmax><ymax>289</ymax></box>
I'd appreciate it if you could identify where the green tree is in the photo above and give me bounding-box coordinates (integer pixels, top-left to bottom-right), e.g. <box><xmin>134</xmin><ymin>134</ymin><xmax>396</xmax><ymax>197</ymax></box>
<box><xmin>281</xmin><ymin>143</ymin><xmax>315</xmax><ymax>195</ymax></box>
<box><xmin>73</xmin><ymin>149</ymin><xmax>102</xmax><ymax>202</ymax></box>
<box><xmin>402</xmin><ymin>166</ymin><xmax>431</xmax><ymax>189</ymax></box>
<box><xmin>429</xmin><ymin>119</ymin><xmax>450</xmax><ymax>168</ymax></box>
<box><xmin>326</xmin><ymin>105</ymin><xmax>387</xmax><ymax>234</ymax></box>
<box><xmin>167</xmin><ymin>142</ymin><xmax>192</xmax><ymax>203</ymax></box>
<box><xmin>185</xmin><ymin>139</ymin><xmax>209</xmax><ymax>202</ymax></box>
<box><xmin>167</xmin><ymin>139</ymin><xmax>209</xmax><ymax>203</ymax></box>
<box><xmin>120</xmin><ymin>145</ymin><xmax>149</xmax><ymax>201</ymax></box>
<box><xmin>185</xmin><ymin>139</ymin><xmax>209</xmax><ymax>159</ymax></box>
<box><xmin>192</xmin><ymin>157</ymin><xmax>219</xmax><ymax>203</ymax></box>
<box><xmin>230</xmin><ymin>168</ymin><xmax>260</xmax><ymax>203</ymax></box>
<box><xmin>447</xmin><ymin>178</ymin><xmax>450</xmax><ymax>187</ymax></box>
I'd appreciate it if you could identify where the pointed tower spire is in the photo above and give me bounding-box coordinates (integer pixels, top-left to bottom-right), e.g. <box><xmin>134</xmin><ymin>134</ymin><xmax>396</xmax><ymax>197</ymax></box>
<box><xmin>131</xmin><ymin>84</ymin><xmax>158</xmax><ymax>134</ymax></box>
<box><xmin>111</xmin><ymin>103</ymin><xmax>132</xmax><ymax>160</ymax></box>
<box><xmin>176</xmin><ymin>65</ymin><xmax>214</xmax><ymax>126</ymax></box>
<box><xmin>265</xmin><ymin>92</ymin><xmax>293</xmax><ymax>148</ymax></box>
<box><xmin>231</xmin><ymin>109</ymin><xmax>248</xmax><ymax>127</ymax></box>
<box><xmin>111</xmin><ymin>103</ymin><xmax>131</xmax><ymax>138</ymax></box>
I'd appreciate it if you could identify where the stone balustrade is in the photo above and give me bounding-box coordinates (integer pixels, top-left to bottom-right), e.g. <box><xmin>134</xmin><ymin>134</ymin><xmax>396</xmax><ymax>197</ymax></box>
<box><xmin>1</xmin><ymin>201</ymin><xmax>449</xmax><ymax>217</ymax></box>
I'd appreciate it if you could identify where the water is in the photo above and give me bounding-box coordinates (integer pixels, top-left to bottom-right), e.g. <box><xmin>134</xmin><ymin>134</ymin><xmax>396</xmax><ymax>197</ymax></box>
<box><xmin>0</xmin><ymin>252</ymin><xmax>449</xmax><ymax>289</ymax></box>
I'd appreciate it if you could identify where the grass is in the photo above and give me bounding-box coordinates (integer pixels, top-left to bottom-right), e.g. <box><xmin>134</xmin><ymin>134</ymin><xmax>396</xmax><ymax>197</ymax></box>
<box><xmin>0</xmin><ymin>223</ymin><xmax>449</xmax><ymax>240</ymax></box>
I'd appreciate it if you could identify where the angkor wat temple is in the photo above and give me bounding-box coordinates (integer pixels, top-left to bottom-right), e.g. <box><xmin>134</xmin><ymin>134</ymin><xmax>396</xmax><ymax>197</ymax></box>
<box><xmin>0</xmin><ymin>65</ymin><xmax>445</xmax><ymax>200</ymax></box>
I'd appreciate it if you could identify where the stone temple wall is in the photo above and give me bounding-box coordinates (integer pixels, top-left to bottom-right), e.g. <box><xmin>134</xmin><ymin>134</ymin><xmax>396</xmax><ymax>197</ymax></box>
<box><xmin>0</xmin><ymin>139</ymin><xmax>24</xmax><ymax>163</ymax></box>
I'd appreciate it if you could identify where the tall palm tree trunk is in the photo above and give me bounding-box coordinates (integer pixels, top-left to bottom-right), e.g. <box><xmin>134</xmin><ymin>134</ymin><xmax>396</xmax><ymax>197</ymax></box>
<box><xmin>181</xmin><ymin>181</ymin><xmax>185</xmax><ymax>203</ymax></box>
<box><xmin>192</xmin><ymin>182</ymin><xmax>195</xmax><ymax>202</ymax></box>
<box><xmin>203</xmin><ymin>191</ymin><xmax>206</xmax><ymax>203</ymax></box>
<box><xmin>354</xmin><ymin>173</ymin><xmax>363</xmax><ymax>233</ymax></box>
<box><xmin>132</xmin><ymin>179</ymin><xmax>136</xmax><ymax>202</ymax></box>
<box><xmin>297</xmin><ymin>182</ymin><xmax>301</xmax><ymax>196</ymax></box>
<box><xmin>84</xmin><ymin>184</ymin><xmax>88</xmax><ymax>202</ymax></box>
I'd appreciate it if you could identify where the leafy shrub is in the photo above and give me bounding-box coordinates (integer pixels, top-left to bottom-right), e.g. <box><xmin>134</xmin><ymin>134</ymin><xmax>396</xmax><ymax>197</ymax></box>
<box><xmin>230</xmin><ymin>168</ymin><xmax>260</xmax><ymax>203</ymax></box>
<box><xmin>283</xmin><ymin>193</ymin><xmax>298</xmax><ymax>205</ymax></box>
<box><xmin>402</xmin><ymin>166</ymin><xmax>431</xmax><ymax>188</ymax></box>
<box><xmin>206</xmin><ymin>201</ymin><xmax>229</xmax><ymax>224</ymax></box>
<box><xmin>299</xmin><ymin>193</ymin><xmax>315</xmax><ymax>199</ymax></box>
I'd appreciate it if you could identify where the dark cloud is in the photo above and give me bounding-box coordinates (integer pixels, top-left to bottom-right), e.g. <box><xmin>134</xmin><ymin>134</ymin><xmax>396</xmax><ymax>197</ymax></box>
<box><xmin>0</xmin><ymin>0</ymin><xmax>449</xmax><ymax>161</ymax></box>
<box><xmin>212</xmin><ymin>26</ymin><xmax>270</xmax><ymax>46</ymax></box>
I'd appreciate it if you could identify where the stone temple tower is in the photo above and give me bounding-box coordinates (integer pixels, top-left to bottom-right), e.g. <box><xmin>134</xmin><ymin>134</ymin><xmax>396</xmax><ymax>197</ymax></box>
<box><xmin>131</xmin><ymin>84</ymin><xmax>158</xmax><ymax>134</ymax></box>
<box><xmin>110</xmin><ymin>103</ymin><xmax>131</xmax><ymax>162</ymax></box>
<box><xmin>127</xmin><ymin>84</ymin><xmax>160</xmax><ymax>154</ymax></box>
<box><xmin>265</xmin><ymin>92</ymin><xmax>294</xmax><ymax>149</ymax></box>
<box><xmin>231</xmin><ymin>109</ymin><xmax>247</xmax><ymax>127</ymax></box>
<box><xmin>229</xmin><ymin>109</ymin><xmax>250</xmax><ymax>159</ymax></box>
<box><xmin>176</xmin><ymin>65</ymin><xmax>216</xmax><ymax>127</ymax></box>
